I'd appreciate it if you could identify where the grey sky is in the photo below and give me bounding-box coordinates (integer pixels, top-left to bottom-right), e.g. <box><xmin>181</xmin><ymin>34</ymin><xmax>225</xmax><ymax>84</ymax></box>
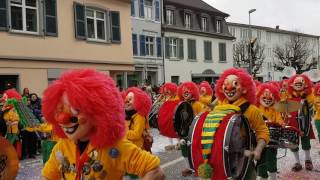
<box><xmin>203</xmin><ymin>0</ymin><xmax>320</xmax><ymax>36</ymax></box>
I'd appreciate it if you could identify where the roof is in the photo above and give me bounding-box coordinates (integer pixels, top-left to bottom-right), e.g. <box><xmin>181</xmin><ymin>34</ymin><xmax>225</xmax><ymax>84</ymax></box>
<box><xmin>164</xmin><ymin>0</ymin><xmax>229</xmax><ymax>17</ymax></box>
<box><xmin>227</xmin><ymin>22</ymin><xmax>320</xmax><ymax>38</ymax></box>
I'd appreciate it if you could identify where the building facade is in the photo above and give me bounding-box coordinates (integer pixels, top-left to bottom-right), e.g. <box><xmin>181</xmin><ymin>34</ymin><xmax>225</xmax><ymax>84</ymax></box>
<box><xmin>0</xmin><ymin>0</ymin><xmax>133</xmax><ymax>95</ymax></box>
<box><xmin>228</xmin><ymin>22</ymin><xmax>320</xmax><ymax>81</ymax></box>
<box><xmin>130</xmin><ymin>0</ymin><xmax>163</xmax><ymax>87</ymax></box>
<box><xmin>162</xmin><ymin>0</ymin><xmax>234</xmax><ymax>84</ymax></box>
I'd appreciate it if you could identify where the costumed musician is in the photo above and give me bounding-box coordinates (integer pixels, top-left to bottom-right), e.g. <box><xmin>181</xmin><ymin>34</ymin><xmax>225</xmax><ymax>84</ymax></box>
<box><xmin>312</xmin><ymin>83</ymin><xmax>320</xmax><ymax>153</ymax></box>
<box><xmin>199</xmin><ymin>81</ymin><xmax>213</xmax><ymax>112</ymax></box>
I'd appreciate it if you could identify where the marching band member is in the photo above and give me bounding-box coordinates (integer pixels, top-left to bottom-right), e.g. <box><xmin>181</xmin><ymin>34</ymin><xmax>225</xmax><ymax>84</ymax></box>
<box><xmin>280</xmin><ymin>79</ymin><xmax>290</xmax><ymax>102</ymax></box>
<box><xmin>41</xmin><ymin>69</ymin><xmax>164</xmax><ymax>180</ymax></box>
<box><xmin>314</xmin><ymin>83</ymin><xmax>320</xmax><ymax>148</ymax></box>
<box><xmin>199</xmin><ymin>81</ymin><xmax>213</xmax><ymax>111</ymax></box>
<box><xmin>287</xmin><ymin>74</ymin><xmax>315</xmax><ymax>171</ymax></box>
<box><xmin>256</xmin><ymin>83</ymin><xmax>284</xmax><ymax>180</ymax></box>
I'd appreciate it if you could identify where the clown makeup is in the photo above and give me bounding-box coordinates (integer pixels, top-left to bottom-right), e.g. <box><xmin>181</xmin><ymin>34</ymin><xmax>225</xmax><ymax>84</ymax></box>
<box><xmin>292</xmin><ymin>76</ymin><xmax>306</xmax><ymax>91</ymax></box>
<box><xmin>55</xmin><ymin>94</ymin><xmax>93</xmax><ymax>142</ymax></box>
<box><xmin>182</xmin><ymin>87</ymin><xmax>192</xmax><ymax>101</ymax></box>
<box><xmin>163</xmin><ymin>88</ymin><xmax>172</xmax><ymax>97</ymax></box>
<box><xmin>260</xmin><ymin>89</ymin><xmax>275</xmax><ymax>107</ymax></box>
<box><xmin>125</xmin><ymin>92</ymin><xmax>135</xmax><ymax>111</ymax></box>
<box><xmin>200</xmin><ymin>87</ymin><xmax>207</xmax><ymax>96</ymax></box>
<box><xmin>1</xmin><ymin>93</ymin><xmax>8</xmax><ymax>103</ymax></box>
<box><xmin>222</xmin><ymin>75</ymin><xmax>244</xmax><ymax>102</ymax></box>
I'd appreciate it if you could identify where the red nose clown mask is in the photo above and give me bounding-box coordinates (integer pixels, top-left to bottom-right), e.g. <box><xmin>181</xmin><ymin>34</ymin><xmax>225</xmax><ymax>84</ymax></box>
<box><xmin>222</xmin><ymin>75</ymin><xmax>246</xmax><ymax>102</ymax></box>
<box><xmin>164</xmin><ymin>88</ymin><xmax>173</xmax><ymax>98</ymax></box>
<box><xmin>292</xmin><ymin>76</ymin><xmax>306</xmax><ymax>92</ymax></box>
<box><xmin>55</xmin><ymin>94</ymin><xmax>93</xmax><ymax>142</ymax></box>
<box><xmin>182</xmin><ymin>87</ymin><xmax>193</xmax><ymax>101</ymax></box>
<box><xmin>200</xmin><ymin>87</ymin><xmax>207</xmax><ymax>96</ymax></box>
<box><xmin>259</xmin><ymin>89</ymin><xmax>275</xmax><ymax>107</ymax></box>
<box><xmin>125</xmin><ymin>92</ymin><xmax>135</xmax><ymax>111</ymax></box>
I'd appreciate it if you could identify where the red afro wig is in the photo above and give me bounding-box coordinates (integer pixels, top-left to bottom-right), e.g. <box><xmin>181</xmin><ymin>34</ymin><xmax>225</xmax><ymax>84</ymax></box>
<box><xmin>178</xmin><ymin>82</ymin><xmax>200</xmax><ymax>101</ymax></box>
<box><xmin>288</xmin><ymin>74</ymin><xmax>313</xmax><ymax>95</ymax></box>
<box><xmin>3</xmin><ymin>89</ymin><xmax>22</xmax><ymax>101</ymax></box>
<box><xmin>199</xmin><ymin>81</ymin><xmax>213</xmax><ymax>96</ymax></box>
<box><xmin>314</xmin><ymin>83</ymin><xmax>320</xmax><ymax>96</ymax></box>
<box><xmin>254</xmin><ymin>80</ymin><xmax>262</xmax><ymax>88</ymax></box>
<box><xmin>163</xmin><ymin>83</ymin><xmax>178</xmax><ymax>94</ymax></box>
<box><xmin>125</xmin><ymin>87</ymin><xmax>152</xmax><ymax>117</ymax></box>
<box><xmin>42</xmin><ymin>69</ymin><xmax>125</xmax><ymax>148</ymax></box>
<box><xmin>280</xmin><ymin>79</ymin><xmax>289</xmax><ymax>89</ymax></box>
<box><xmin>215</xmin><ymin>68</ymin><xmax>256</xmax><ymax>104</ymax></box>
<box><xmin>256</xmin><ymin>83</ymin><xmax>280</xmax><ymax>106</ymax></box>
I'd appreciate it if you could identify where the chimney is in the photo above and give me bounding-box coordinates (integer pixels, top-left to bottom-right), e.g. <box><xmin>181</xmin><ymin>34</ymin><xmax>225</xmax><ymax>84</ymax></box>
<box><xmin>276</xmin><ymin>25</ymin><xmax>279</xmax><ymax>29</ymax></box>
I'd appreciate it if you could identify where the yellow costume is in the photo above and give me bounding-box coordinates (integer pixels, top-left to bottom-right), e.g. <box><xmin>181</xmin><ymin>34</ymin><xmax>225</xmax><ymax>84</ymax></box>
<box><xmin>199</xmin><ymin>95</ymin><xmax>212</xmax><ymax>111</ymax></box>
<box><xmin>258</xmin><ymin>106</ymin><xmax>284</xmax><ymax>125</ymax></box>
<box><xmin>219</xmin><ymin>97</ymin><xmax>270</xmax><ymax>143</ymax></box>
<box><xmin>191</xmin><ymin>100</ymin><xmax>205</xmax><ymax>116</ymax></box>
<box><xmin>3</xmin><ymin>108</ymin><xmax>19</xmax><ymax>134</ymax></box>
<box><xmin>126</xmin><ymin>113</ymin><xmax>146</xmax><ymax>149</ymax></box>
<box><xmin>314</xmin><ymin>96</ymin><xmax>320</xmax><ymax>120</ymax></box>
<box><xmin>42</xmin><ymin>138</ymin><xmax>160</xmax><ymax>180</ymax></box>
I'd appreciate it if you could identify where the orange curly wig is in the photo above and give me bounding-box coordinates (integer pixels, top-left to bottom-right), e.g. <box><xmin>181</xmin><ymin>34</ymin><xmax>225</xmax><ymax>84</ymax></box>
<box><xmin>199</xmin><ymin>81</ymin><xmax>213</xmax><ymax>96</ymax></box>
<box><xmin>125</xmin><ymin>87</ymin><xmax>152</xmax><ymax>117</ymax></box>
<box><xmin>163</xmin><ymin>83</ymin><xmax>178</xmax><ymax>94</ymax></box>
<box><xmin>42</xmin><ymin>69</ymin><xmax>126</xmax><ymax>148</ymax></box>
<box><xmin>256</xmin><ymin>83</ymin><xmax>280</xmax><ymax>106</ymax></box>
<box><xmin>288</xmin><ymin>74</ymin><xmax>313</xmax><ymax>95</ymax></box>
<box><xmin>178</xmin><ymin>82</ymin><xmax>200</xmax><ymax>101</ymax></box>
<box><xmin>3</xmin><ymin>89</ymin><xmax>22</xmax><ymax>101</ymax></box>
<box><xmin>215</xmin><ymin>68</ymin><xmax>256</xmax><ymax>104</ymax></box>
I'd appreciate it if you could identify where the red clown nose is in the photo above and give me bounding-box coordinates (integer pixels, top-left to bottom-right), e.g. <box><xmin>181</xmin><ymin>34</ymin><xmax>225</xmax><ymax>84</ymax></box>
<box><xmin>226</xmin><ymin>84</ymin><xmax>233</xmax><ymax>91</ymax></box>
<box><xmin>57</xmin><ymin>112</ymin><xmax>72</xmax><ymax>125</ymax></box>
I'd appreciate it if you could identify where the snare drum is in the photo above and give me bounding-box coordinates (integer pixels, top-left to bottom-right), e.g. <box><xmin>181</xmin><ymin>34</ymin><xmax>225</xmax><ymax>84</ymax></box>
<box><xmin>265</xmin><ymin>121</ymin><xmax>282</xmax><ymax>145</ymax></box>
<box><xmin>280</xmin><ymin>126</ymin><xmax>300</xmax><ymax>149</ymax></box>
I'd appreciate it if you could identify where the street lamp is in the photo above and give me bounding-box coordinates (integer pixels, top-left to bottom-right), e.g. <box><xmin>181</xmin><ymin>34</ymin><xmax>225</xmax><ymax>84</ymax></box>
<box><xmin>248</xmin><ymin>8</ymin><xmax>256</xmax><ymax>75</ymax></box>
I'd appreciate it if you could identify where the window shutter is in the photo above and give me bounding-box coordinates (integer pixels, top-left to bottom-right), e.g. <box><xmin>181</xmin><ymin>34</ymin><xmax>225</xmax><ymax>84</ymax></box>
<box><xmin>155</xmin><ymin>0</ymin><xmax>160</xmax><ymax>21</ymax></box>
<box><xmin>131</xmin><ymin>0</ymin><xmax>135</xmax><ymax>16</ymax></box>
<box><xmin>74</xmin><ymin>2</ymin><xmax>86</xmax><ymax>39</ymax></box>
<box><xmin>140</xmin><ymin>35</ymin><xmax>145</xmax><ymax>56</ymax></box>
<box><xmin>0</xmin><ymin>0</ymin><xmax>7</xmax><ymax>31</ymax></box>
<box><xmin>165</xmin><ymin>37</ymin><xmax>169</xmax><ymax>58</ymax></box>
<box><xmin>132</xmin><ymin>34</ymin><xmax>138</xmax><ymax>56</ymax></box>
<box><xmin>156</xmin><ymin>37</ymin><xmax>162</xmax><ymax>57</ymax></box>
<box><xmin>110</xmin><ymin>11</ymin><xmax>121</xmax><ymax>42</ymax></box>
<box><xmin>219</xmin><ymin>43</ymin><xmax>226</xmax><ymax>62</ymax></box>
<box><xmin>178</xmin><ymin>38</ymin><xmax>184</xmax><ymax>59</ymax></box>
<box><xmin>44</xmin><ymin>0</ymin><xmax>57</xmax><ymax>36</ymax></box>
<box><xmin>208</xmin><ymin>42</ymin><xmax>212</xmax><ymax>60</ymax></box>
<box><xmin>139</xmin><ymin>0</ymin><xmax>144</xmax><ymax>18</ymax></box>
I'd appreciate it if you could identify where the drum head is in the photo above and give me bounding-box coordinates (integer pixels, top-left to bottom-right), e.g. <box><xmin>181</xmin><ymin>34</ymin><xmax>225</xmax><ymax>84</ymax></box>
<box><xmin>223</xmin><ymin>114</ymin><xmax>251</xmax><ymax>180</ymax></box>
<box><xmin>173</xmin><ymin>101</ymin><xmax>194</xmax><ymax>138</ymax></box>
<box><xmin>298</xmin><ymin>100</ymin><xmax>311</xmax><ymax>135</ymax></box>
<box><xmin>0</xmin><ymin>136</ymin><xmax>19</xmax><ymax>180</ymax></box>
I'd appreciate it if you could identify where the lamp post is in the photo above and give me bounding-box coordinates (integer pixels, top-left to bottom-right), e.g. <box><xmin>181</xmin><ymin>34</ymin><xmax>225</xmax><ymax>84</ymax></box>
<box><xmin>248</xmin><ymin>9</ymin><xmax>256</xmax><ymax>75</ymax></box>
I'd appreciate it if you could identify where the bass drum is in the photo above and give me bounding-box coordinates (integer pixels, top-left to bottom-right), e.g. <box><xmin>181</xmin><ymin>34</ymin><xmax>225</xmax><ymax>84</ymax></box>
<box><xmin>298</xmin><ymin>100</ymin><xmax>312</xmax><ymax>136</ymax></box>
<box><xmin>0</xmin><ymin>136</ymin><xmax>19</xmax><ymax>180</ymax></box>
<box><xmin>188</xmin><ymin>112</ymin><xmax>252</xmax><ymax>180</ymax></box>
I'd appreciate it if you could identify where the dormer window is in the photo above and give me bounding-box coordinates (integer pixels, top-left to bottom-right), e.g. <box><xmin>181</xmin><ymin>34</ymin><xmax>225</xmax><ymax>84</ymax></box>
<box><xmin>201</xmin><ymin>17</ymin><xmax>208</xmax><ymax>31</ymax></box>
<box><xmin>184</xmin><ymin>13</ymin><xmax>191</xmax><ymax>29</ymax></box>
<box><xmin>216</xmin><ymin>20</ymin><xmax>222</xmax><ymax>33</ymax></box>
<box><xmin>166</xmin><ymin>9</ymin><xmax>174</xmax><ymax>25</ymax></box>
<box><xmin>144</xmin><ymin>0</ymin><xmax>153</xmax><ymax>20</ymax></box>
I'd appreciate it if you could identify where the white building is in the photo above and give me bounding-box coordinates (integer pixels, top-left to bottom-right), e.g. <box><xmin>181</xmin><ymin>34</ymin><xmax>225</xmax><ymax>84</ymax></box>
<box><xmin>162</xmin><ymin>0</ymin><xmax>234</xmax><ymax>84</ymax></box>
<box><xmin>228</xmin><ymin>22</ymin><xmax>320</xmax><ymax>81</ymax></box>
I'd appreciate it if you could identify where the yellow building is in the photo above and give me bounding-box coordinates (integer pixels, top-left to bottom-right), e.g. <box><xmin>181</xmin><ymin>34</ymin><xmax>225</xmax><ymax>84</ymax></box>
<box><xmin>0</xmin><ymin>0</ymin><xmax>133</xmax><ymax>96</ymax></box>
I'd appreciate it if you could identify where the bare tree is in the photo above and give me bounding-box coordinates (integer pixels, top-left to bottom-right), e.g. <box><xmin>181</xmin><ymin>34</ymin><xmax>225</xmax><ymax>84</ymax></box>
<box><xmin>233</xmin><ymin>39</ymin><xmax>266</xmax><ymax>78</ymax></box>
<box><xmin>273</xmin><ymin>35</ymin><xmax>316</xmax><ymax>74</ymax></box>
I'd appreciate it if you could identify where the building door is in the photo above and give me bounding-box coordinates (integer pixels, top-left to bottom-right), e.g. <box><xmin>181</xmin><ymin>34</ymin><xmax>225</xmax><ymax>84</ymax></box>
<box><xmin>0</xmin><ymin>75</ymin><xmax>19</xmax><ymax>94</ymax></box>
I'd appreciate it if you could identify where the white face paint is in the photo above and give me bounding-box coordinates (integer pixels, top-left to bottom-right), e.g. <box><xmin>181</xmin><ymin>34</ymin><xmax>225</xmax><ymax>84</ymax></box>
<box><xmin>125</xmin><ymin>92</ymin><xmax>135</xmax><ymax>111</ymax></box>
<box><xmin>293</xmin><ymin>76</ymin><xmax>306</xmax><ymax>91</ymax></box>
<box><xmin>222</xmin><ymin>75</ymin><xmax>244</xmax><ymax>102</ymax></box>
<box><xmin>259</xmin><ymin>89</ymin><xmax>275</xmax><ymax>107</ymax></box>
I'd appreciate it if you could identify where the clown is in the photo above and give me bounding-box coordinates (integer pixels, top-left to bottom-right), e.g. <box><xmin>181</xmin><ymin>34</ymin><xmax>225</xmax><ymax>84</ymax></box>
<box><xmin>313</xmin><ymin>83</ymin><xmax>320</xmax><ymax>146</ymax></box>
<box><xmin>124</xmin><ymin>87</ymin><xmax>152</xmax><ymax>150</ymax></box>
<box><xmin>178</xmin><ymin>82</ymin><xmax>204</xmax><ymax>116</ymax></box>
<box><xmin>195</xmin><ymin>68</ymin><xmax>269</xmax><ymax>179</ymax></box>
<box><xmin>287</xmin><ymin>74</ymin><xmax>315</xmax><ymax>172</ymax></box>
<box><xmin>256</xmin><ymin>83</ymin><xmax>284</xmax><ymax>180</ymax></box>
<box><xmin>279</xmin><ymin>79</ymin><xmax>290</xmax><ymax>102</ymax></box>
<box><xmin>162</xmin><ymin>83</ymin><xmax>179</xmax><ymax>101</ymax></box>
<box><xmin>199</xmin><ymin>81</ymin><xmax>213</xmax><ymax>111</ymax></box>
<box><xmin>41</xmin><ymin>69</ymin><xmax>164</xmax><ymax>180</ymax></box>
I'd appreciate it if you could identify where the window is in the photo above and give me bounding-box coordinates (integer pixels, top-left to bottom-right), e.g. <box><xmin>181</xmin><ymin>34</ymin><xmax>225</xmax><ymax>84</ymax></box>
<box><xmin>201</xmin><ymin>17</ymin><xmax>207</xmax><ymax>31</ymax></box>
<box><xmin>86</xmin><ymin>9</ymin><xmax>106</xmax><ymax>41</ymax></box>
<box><xmin>185</xmin><ymin>13</ymin><xmax>191</xmax><ymax>29</ymax></box>
<box><xmin>156</xmin><ymin>37</ymin><xmax>161</xmax><ymax>57</ymax></box>
<box><xmin>204</xmin><ymin>41</ymin><xmax>212</xmax><ymax>61</ymax></box>
<box><xmin>171</xmin><ymin>76</ymin><xmax>179</xmax><ymax>84</ymax></box>
<box><xmin>266</xmin><ymin>32</ymin><xmax>271</xmax><ymax>42</ymax></box>
<box><xmin>144</xmin><ymin>0</ymin><xmax>152</xmax><ymax>20</ymax></box>
<box><xmin>131</xmin><ymin>0</ymin><xmax>135</xmax><ymax>16</ymax></box>
<box><xmin>229</xmin><ymin>27</ymin><xmax>236</xmax><ymax>36</ymax></box>
<box><xmin>145</xmin><ymin>36</ymin><xmax>154</xmax><ymax>56</ymax></box>
<box><xmin>216</xmin><ymin>20</ymin><xmax>222</xmax><ymax>33</ymax></box>
<box><xmin>132</xmin><ymin>34</ymin><xmax>138</xmax><ymax>56</ymax></box>
<box><xmin>219</xmin><ymin>43</ymin><xmax>226</xmax><ymax>62</ymax></box>
<box><xmin>155</xmin><ymin>0</ymin><xmax>160</xmax><ymax>21</ymax></box>
<box><xmin>9</xmin><ymin>0</ymin><xmax>39</xmax><ymax>33</ymax></box>
<box><xmin>169</xmin><ymin>38</ymin><xmax>178</xmax><ymax>58</ymax></box>
<box><xmin>187</xmin><ymin>39</ymin><xmax>196</xmax><ymax>60</ymax></box>
<box><xmin>166</xmin><ymin>9</ymin><xmax>173</xmax><ymax>25</ymax></box>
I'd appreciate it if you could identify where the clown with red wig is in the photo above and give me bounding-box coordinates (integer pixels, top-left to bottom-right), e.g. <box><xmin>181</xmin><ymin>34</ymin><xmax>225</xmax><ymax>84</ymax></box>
<box><xmin>191</xmin><ymin>68</ymin><xmax>269</xmax><ymax>179</ymax></box>
<box><xmin>287</xmin><ymin>74</ymin><xmax>315</xmax><ymax>172</ymax></box>
<box><xmin>161</xmin><ymin>83</ymin><xmax>179</xmax><ymax>101</ymax></box>
<box><xmin>199</xmin><ymin>81</ymin><xmax>213</xmax><ymax>111</ymax></box>
<box><xmin>178</xmin><ymin>81</ymin><xmax>204</xmax><ymax>115</ymax></box>
<box><xmin>313</xmin><ymin>83</ymin><xmax>320</xmax><ymax>145</ymax></box>
<box><xmin>256</xmin><ymin>83</ymin><xmax>284</xmax><ymax>180</ymax></box>
<box><xmin>41</xmin><ymin>69</ymin><xmax>164</xmax><ymax>180</ymax></box>
<box><xmin>124</xmin><ymin>87</ymin><xmax>152</xmax><ymax>150</ymax></box>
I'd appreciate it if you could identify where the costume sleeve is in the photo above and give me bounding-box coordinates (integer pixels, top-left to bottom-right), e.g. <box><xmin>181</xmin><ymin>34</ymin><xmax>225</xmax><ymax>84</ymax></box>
<box><xmin>307</xmin><ymin>94</ymin><xmax>314</xmax><ymax>105</ymax></box>
<box><xmin>120</xmin><ymin>140</ymin><xmax>160</xmax><ymax>177</ymax></box>
<box><xmin>244</xmin><ymin>106</ymin><xmax>270</xmax><ymax>144</ymax></box>
<box><xmin>126</xmin><ymin>115</ymin><xmax>146</xmax><ymax>141</ymax></box>
<box><xmin>200</xmin><ymin>96</ymin><xmax>212</xmax><ymax>105</ymax></box>
<box><xmin>192</xmin><ymin>101</ymin><xmax>205</xmax><ymax>115</ymax></box>
<box><xmin>41</xmin><ymin>141</ymin><xmax>62</xmax><ymax>180</ymax></box>
<box><xmin>275</xmin><ymin>112</ymin><xmax>284</xmax><ymax>125</ymax></box>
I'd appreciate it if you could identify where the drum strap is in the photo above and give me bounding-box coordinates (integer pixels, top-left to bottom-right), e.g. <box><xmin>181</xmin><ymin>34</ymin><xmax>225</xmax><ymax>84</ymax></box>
<box><xmin>239</xmin><ymin>102</ymin><xmax>250</xmax><ymax>114</ymax></box>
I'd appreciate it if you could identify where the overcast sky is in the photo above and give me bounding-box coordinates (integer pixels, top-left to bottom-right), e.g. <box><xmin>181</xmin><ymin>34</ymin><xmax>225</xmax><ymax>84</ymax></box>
<box><xmin>203</xmin><ymin>0</ymin><xmax>320</xmax><ymax>36</ymax></box>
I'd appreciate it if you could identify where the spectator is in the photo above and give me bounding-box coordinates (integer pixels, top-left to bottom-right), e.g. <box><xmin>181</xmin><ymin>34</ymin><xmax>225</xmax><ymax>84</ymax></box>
<box><xmin>22</xmin><ymin>88</ymin><xmax>30</xmax><ymax>99</ymax></box>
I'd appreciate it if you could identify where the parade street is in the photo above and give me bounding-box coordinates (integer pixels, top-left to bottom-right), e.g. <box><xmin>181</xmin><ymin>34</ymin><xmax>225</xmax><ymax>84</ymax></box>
<box><xmin>17</xmin><ymin>129</ymin><xmax>320</xmax><ymax>180</ymax></box>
